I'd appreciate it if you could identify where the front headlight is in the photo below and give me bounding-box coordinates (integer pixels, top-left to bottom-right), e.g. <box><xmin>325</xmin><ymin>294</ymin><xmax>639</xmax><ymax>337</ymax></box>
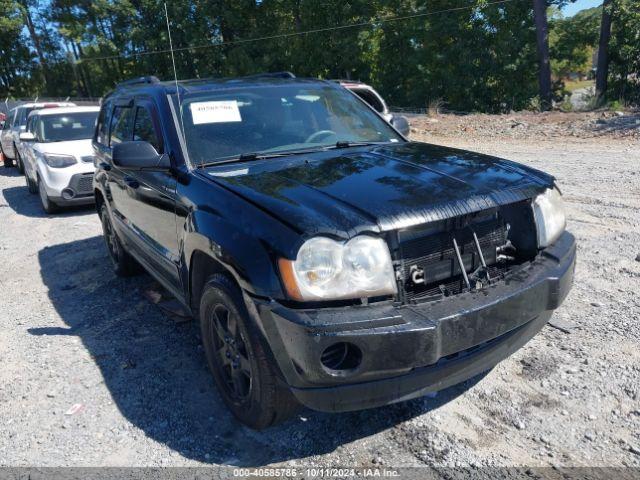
<box><xmin>43</xmin><ymin>154</ymin><xmax>77</xmax><ymax>168</ymax></box>
<box><xmin>278</xmin><ymin>235</ymin><xmax>397</xmax><ymax>301</ymax></box>
<box><xmin>532</xmin><ymin>188</ymin><xmax>566</xmax><ymax>248</ymax></box>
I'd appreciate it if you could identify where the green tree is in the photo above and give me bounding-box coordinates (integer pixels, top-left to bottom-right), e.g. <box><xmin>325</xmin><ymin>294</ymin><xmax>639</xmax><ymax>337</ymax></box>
<box><xmin>549</xmin><ymin>6</ymin><xmax>600</xmax><ymax>79</ymax></box>
<box><xmin>3</xmin><ymin>0</ymin><xmax>638</xmax><ymax>109</ymax></box>
<box><xmin>0</xmin><ymin>0</ymin><xmax>36</xmax><ymax>96</ymax></box>
<box><xmin>608</xmin><ymin>0</ymin><xmax>640</xmax><ymax>103</ymax></box>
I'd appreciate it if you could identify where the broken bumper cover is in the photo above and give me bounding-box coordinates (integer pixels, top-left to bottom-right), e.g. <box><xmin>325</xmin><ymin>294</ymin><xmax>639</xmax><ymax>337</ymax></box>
<box><xmin>254</xmin><ymin>231</ymin><xmax>576</xmax><ymax>412</ymax></box>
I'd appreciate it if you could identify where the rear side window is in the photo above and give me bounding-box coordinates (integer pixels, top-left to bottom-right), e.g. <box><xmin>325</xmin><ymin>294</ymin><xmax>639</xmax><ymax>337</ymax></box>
<box><xmin>133</xmin><ymin>106</ymin><xmax>161</xmax><ymax>153</ymax></box>
<box><xmin>109</xmin><ymin>106</ymin><xmax>133</xmax><ymax>146</ymax></box>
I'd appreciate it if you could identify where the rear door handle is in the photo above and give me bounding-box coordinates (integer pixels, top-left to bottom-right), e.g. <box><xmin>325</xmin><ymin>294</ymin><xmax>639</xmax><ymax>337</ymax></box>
<box><xmin>124</xmin><ymin>176</ymin><xmax>139</xmax><ymax>189</ymax></box>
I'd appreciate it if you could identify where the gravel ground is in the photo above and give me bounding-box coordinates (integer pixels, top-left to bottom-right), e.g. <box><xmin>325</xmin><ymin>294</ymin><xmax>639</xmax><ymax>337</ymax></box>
<box><xmin>0</xmin><ymin>120</ymin><xmax>639</xmax><ymax>470</ymax></box>
<box><xmin>408</xmin><ymin>110</ymin><xmax>640</xmax><ymax>141</ymax></box>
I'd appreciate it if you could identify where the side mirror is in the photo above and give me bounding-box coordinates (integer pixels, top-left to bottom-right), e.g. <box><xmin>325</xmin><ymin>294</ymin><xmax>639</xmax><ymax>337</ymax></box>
<box><xmin>19</xmin><ymin>132</ymin><xmax>36</xmax><ymax>142</ymax></box>
<box><xmin>391</xmin><ymin>115</ymin><xmax>410</xmax><ymax>137</ymax></box>
<box><xmin>112</xmin><ymin>141</ymin><xmax>171</xmax><ymax>171</ymax></box>
<box><xmin>0</xmin><ymin>121</ymin><xmax>5</xmax><ymax>130</ymax></box>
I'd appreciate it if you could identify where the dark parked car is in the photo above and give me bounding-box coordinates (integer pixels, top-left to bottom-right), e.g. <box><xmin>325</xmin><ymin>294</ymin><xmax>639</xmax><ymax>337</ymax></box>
<box><xmin>93</xmin><ymin>73</ymin><xmax>575</xmax><ymax>429</ymax></box>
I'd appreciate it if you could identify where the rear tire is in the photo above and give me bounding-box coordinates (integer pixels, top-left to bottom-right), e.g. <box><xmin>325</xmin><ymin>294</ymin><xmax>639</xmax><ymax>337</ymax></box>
<box><xmin>3</xmin><ymin>154</ymin><xmax>14</xmax><ymax>168</ymax></box>
<box><xmin>38</xmin><ymin>177</ymin><xmax>59</xmax><ymax>214</ymax></box>
<box><xmin>99</xmin><ymin>204</ymin><xmax>140</xmax><ymax>276</ymax></box>
<box><xmin>0</xmin><ymin>144</ymin><xmax>10</xmax><ymax>168</ymax></box>
<box><xmin>200</xmin><ymin>275</ymin><xmax>300</xmax><ymax>429</ymax></box>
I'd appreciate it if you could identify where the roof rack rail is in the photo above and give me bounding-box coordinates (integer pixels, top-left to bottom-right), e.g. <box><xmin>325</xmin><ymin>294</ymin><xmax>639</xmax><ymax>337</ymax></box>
<box><xmin>116</xmin><ymin>76</ymin><xmax>161</xmax><ymax>88</ymax></box>
<box><xmin>330</xmin><ymin>79</ymin><xmax>364</xmax><ymax>84</ymax></box>
<box><xmin>242</xmin><ymin>71</ymin><xmax>296</xmax><ymax>80</ymax></box>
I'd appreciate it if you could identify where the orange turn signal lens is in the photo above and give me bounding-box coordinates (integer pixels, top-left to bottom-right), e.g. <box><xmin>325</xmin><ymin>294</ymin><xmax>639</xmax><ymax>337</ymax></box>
<box><xmin>278</xmin><ymin>258</ymin><xmax>303</xmax><ymax>301</ymax></box>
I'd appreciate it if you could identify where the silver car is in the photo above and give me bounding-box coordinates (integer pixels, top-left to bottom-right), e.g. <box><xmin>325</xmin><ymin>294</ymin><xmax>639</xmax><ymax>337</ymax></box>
<box><xmin>0</xmin><ymin>102</ymin><xmax>75</xmax><ymax>170</ymax></box>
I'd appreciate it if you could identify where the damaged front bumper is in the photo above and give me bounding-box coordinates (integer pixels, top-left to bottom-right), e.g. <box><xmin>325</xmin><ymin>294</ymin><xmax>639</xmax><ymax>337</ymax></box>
<box><xmin>252</xmin><ymin>231</ymin><xmax>576</xmax><ymax>412</ymax></box>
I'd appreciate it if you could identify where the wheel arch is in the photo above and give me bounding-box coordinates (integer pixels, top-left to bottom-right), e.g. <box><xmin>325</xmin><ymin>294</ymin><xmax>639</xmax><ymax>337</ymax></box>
<box><xmin>189</xmin><ymin>249</ymin><xmax>235</xmax><ymax>316</ymax></box>
<box><xmin>94</xmin><ymin>188</ymin><xmax>105</xmax><ymax>216</ymax></box>
<box><xmin>182</xmin><ymin>211</ymin><xmax>286</xmax><ymax>313</ymax></box>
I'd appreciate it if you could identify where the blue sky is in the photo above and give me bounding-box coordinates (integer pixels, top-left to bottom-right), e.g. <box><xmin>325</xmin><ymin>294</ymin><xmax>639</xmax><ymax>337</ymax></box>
<box><xmin>561</xmin><ymin>0</ymin><xmax>602</xmax><ymax>17</ymax></box>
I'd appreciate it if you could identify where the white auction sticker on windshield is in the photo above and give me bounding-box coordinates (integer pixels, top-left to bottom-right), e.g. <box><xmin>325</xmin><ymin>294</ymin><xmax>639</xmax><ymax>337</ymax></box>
<box><xmin>190</xmin><ymin>100</ymin><xmax>242</xmax><ymax>124</ymax></box>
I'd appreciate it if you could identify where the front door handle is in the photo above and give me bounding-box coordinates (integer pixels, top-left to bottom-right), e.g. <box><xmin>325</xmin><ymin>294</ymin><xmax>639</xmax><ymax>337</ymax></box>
<box><xmin>124</xmin><ymin>176</ymin><xmax>140</xmax><ymax>189</ymax></box>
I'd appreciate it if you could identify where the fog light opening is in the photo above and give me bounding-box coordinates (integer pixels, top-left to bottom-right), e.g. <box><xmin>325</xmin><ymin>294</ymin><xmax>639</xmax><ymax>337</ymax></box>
<box><xmin>61</xmin><ymin>188</ymin><xmax>75</xmax><ymax>200</ymax></box>
<box><xmin>320</xmin><ymin>342</ymin><xmax>362</xmax><ymax>374</ymax></box>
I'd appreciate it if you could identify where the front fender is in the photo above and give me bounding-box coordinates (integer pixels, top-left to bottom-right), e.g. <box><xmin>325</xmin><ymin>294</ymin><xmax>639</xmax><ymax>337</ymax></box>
<box><xmin>183</xmin><ymin>209</ymin><xmax>284</xmax><ymax>299</ymax></box>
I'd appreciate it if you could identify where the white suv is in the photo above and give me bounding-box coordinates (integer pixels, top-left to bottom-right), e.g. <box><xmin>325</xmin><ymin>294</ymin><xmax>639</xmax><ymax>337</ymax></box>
<box><xmin>20</xmin><ymin>106</ymin><xmax>100</xmax><ymax>213</ymax></box>
<box><xmin>334</xmin><ymin>81</ymin><xmax>410</xmax><ymax>136</ymax></box>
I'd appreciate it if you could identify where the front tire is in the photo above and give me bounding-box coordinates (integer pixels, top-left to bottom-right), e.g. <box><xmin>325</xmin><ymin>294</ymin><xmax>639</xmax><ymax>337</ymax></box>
<box><xmin>15</xmin><ymin>149</ymin><xmax>24</xmax><ymax>174</ymax></box>
<box><xmin>200</xmin><ymin>275</ymin><xmax>300</xmax><ymax>429</ymax></box>
<box><xmin>26</xmin><ymin>170</ymin><xmax>37</xmax><ymax>194</ymax></box>
<box><xmin>38</xmin><ymin>177</ymin><xmax>59</xmax><ymax>214</ymax></box>
<box><xmin>99</xmin><ymin>203</ymin><xmax>139</xmax><ymax>276</ymax></box>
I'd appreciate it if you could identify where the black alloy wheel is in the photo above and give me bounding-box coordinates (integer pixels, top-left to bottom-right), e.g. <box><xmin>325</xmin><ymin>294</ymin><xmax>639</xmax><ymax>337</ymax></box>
<box><xmin>208</xmin><ymin>304</ymin><xmax>253</xmax><ymax>402</ymax></box>
<box><xmin>199</xmin><ymin>275</ymin><xmax>300</xmax><ymax>429</ymax></box>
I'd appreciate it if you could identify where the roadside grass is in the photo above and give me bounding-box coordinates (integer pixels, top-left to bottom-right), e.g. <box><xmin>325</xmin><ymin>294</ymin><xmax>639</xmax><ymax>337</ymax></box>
<box><xmin>564</xmin><ymin>79</ymin><xmax>595</xmax><ymax>93</ymax></box>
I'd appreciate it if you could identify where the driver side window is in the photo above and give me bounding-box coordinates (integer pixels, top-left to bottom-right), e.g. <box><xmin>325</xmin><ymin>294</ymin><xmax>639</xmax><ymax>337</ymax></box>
<box><xmin>133</xmin><ymin>106</ymin><xmax>162</xmax><ymax>153</ymax></box>
<box><xmin>34</xmin><ymin>119</ymin><xmax>43</xmax><ymax>142</ymax></box>
<box><xmin>26</xmin><ymin>116</ymin><xmax>36</xmax><ymax>134</ymax></box>
<box><xmin>11</xmin><ymin>110</ymin><xmax>21</xmax><ymax>127</ymax></box>
<box><xmin>109</xmin><ymin>106</ymin><xmax>133</xmax><ymax>147</ymax></box>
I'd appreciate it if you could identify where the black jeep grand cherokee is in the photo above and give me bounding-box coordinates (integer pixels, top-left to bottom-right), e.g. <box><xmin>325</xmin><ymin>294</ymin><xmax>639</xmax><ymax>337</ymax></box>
<box><xmin>93</xmin><ymin>73</ymin><xmax>575</xmax><ymax>429</ymax></box>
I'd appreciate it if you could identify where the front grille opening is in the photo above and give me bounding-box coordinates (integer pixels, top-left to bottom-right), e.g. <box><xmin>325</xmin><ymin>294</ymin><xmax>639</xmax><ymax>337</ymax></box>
<box><xmin>320</xmin><ymin>342</ymin><xmax>362</xmax><ymax>374</ymax></box>
<box><xmin>404</xmin><ymin>264</ymin><xmax>512</xmax><ymax>303</ymax></box>
<box><xmin>396</xmin><ymin>201</ymin><xmax>537</xmax><ymax>304</ymax></box>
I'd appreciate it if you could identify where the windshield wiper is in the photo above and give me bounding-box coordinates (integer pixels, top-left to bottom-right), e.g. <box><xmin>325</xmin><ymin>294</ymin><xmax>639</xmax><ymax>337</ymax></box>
<box><xmin>237</xmin><ymin>152</ymin><xmax>288</xmax><ymax>161</ymax></box>
<box><xmin>331</xmin><ymin>141</ymin><xmax>391</xmax><ymax>149</ymax></box>
<box><xmin>199</xmin><ymin>147</ymin><xmax>329</xmax><ymax>167</ymax></box>
<box><xmin>198</xmin><ymin>142</ymin><xmax>393</xmax><ymax>168</ymax></box>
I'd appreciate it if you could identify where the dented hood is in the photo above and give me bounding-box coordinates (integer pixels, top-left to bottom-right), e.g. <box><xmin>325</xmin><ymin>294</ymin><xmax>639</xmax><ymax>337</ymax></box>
<box><xmin>203</xmin><ymin>142</ymin><xmax>554</xmax><ymax>236</ymax></box>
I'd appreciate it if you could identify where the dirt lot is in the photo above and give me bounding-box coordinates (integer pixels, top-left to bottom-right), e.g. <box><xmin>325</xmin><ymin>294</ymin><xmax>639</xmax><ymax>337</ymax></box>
<box><xmin>0</xmin><ymin>112</ymin><xmax>639</xmax><ymax>470</ymax></box>
<box><xmin>408</xmin><ymin>109</ymin><xmax>640</xmax><ymax>141</ymax></box>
